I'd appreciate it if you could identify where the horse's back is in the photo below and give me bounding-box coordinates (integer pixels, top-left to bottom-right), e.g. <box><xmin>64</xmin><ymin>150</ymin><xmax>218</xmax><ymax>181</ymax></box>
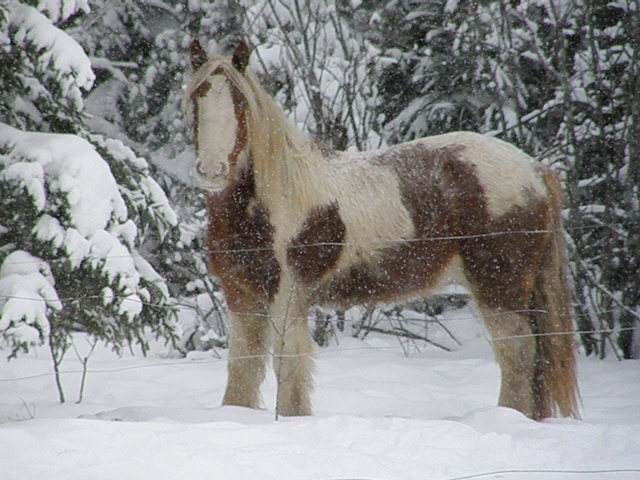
<box><xmin>377</xmin><ymin>131</ymin><xmax>548</xmax><ymax>219</ymax></box>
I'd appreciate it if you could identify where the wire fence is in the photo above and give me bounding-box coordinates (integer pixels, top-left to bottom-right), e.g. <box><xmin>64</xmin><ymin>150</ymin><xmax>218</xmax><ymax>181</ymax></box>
<box><xmin>0</xmin><ymin>292</ymin><xmax>635</xmax><ymax>387</ymax></box>
<box><xmin>440</xmin><ymin>469</ymin><xmax>640</xmax><ymax>480</ymax></box>
<box><xmin>3</xmin><ymin>219</ymin><xmax>640</xmax><ymax>265</ymax></box>
<box><xmin>1</xmin><ymin>327</ymin><xmax>638</xmax><ymax>386</ymax></box>
<box><xmin>0</xmin><ymin>291</ymin><xmax>636</xmax><ymax>337</ymax></box>
<box><xmin>1</xmin><ymin>219</ymin><xmax>638</xmax><ymax>371</ymax></box>
<box><xmin>0</xmin><ymin>256</ymin><xmax>637</xmax><ymax>352</ymax></box>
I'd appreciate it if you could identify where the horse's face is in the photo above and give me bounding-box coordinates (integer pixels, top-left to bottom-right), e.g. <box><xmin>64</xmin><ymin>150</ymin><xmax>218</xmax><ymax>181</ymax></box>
<box><xmin>192</xmin><ymin>72</ymin><xmax>241</xmax><ymax>191</ymax></box>
<box><xmin>188</xmin><ymin>40</ymin><xmax>251</xmax><ymax>192</ymax></box>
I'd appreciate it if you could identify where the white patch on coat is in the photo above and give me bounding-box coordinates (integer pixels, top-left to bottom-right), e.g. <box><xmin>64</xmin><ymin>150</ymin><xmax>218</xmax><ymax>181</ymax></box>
<box><xmin>196</xmin><ymin>74</ymin><xmax>237</xmax><ymax>186</ymax></box>
<box><xmin>412</xmin><ymin>132</ymin><xmax>546</xmax><ymax>217</ymax></box>
<box><xmin>328</xmin><ymin>152</ymin><xmax>415</xmax><ymax>269</ymax></box>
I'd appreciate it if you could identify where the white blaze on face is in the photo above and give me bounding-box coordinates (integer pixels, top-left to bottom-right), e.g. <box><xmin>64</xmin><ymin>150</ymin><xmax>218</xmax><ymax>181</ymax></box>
<box><xmin>196</xmin><ymin>74</ymin><xmax>237</xmax><ymax>188</ymax></box>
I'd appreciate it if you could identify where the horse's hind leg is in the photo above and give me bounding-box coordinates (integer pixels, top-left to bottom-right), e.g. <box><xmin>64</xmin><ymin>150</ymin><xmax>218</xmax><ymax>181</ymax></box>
<box><xmin>222</xmin><ymin>293</ymin><xmax>270</xmax><ymax>409</ymax></box>
<box><xmin>478</xmin><ymin>305</ymin><xmax>536</xmax><ymax>418</ymax></box>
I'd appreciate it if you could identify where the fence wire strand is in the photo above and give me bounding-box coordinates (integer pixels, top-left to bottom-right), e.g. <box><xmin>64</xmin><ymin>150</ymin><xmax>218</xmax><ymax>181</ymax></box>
<box><xmin>440</xmin><ymin>468</ymin><xmax>640</xmax><ymax>480</ymax></box>
<box><xmin>0</xmin><ymin>322</ymin><xmax>636</xmax><ymax>385</ymax></box>
<box><xmin>0</xmin><ymin>290</ymin><xmax>637</xmax><ymax>332</ymax></box>
<box><xmin>1</xmin><ymin>220</ymin><xmax>640</xmax><ymax>267</ymax></box>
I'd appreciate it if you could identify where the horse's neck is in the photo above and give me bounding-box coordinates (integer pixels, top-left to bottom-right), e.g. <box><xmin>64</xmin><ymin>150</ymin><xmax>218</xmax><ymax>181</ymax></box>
<box><xmin>253</xmin><ymin>140</ymin><xmax>333</xmax><ymax>215</ymax></box>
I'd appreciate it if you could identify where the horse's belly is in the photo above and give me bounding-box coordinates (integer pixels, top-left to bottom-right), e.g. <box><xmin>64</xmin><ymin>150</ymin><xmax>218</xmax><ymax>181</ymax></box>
<box><xmin>316</xmin><ymin>246</ymin><xmax>466</xmax><ymax>308</ymax></box>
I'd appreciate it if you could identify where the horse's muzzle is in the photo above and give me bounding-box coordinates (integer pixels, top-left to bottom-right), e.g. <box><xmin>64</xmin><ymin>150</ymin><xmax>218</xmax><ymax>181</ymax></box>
<box><xmin>195</xmin><ymin>159</ymin><xmax>229</xmax><ymax>191</ymax></box>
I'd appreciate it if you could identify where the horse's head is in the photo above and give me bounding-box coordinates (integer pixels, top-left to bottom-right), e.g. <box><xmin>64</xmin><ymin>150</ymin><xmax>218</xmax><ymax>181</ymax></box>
<box><xmin>186</xmin><ymin>40</ymin><xmax>252</xmax><ymax>191</ymax></box>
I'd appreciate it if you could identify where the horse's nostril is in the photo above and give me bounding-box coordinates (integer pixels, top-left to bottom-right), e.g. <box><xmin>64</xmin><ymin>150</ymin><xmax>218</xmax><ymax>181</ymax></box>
<box><xmin>196</xmin><ymin>161</ymin><xmax>207</xmax><ymax>177</ymax></box>
<box><xmin>220</xmin><ymin>161</ymin><xmax>230</xmax><ymax>177</ymax></box>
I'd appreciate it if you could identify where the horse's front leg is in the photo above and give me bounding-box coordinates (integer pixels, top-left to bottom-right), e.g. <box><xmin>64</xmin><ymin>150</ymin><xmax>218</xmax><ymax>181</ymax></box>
<box><xmin>269</xmin><ymin>278</ymin><xmax>314</xmax><ymax>417</ymax></box>
<box><xmin>222</xmin><ymin>289</ymin><xmax>271</xmax><ymax>410</ymax></box>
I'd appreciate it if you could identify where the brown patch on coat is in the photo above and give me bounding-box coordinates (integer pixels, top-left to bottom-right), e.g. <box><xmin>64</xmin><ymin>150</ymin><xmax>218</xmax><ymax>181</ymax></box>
<box><xmin>189</xmin><ymin>80</ymin><xmax>211</xmax><ymax>153</ymax></box>
<box><xmin>191</xmin><ymin>79</ymin><xmax>212</xmax><ymax>100</ymax></box>
<box><xmin>227</xmin><ymin>79</ymin><xmax>249</xmax><ymax>173</ymax></box>
<box><xmin>458</xmin><ymin>189</ymin><xmax>549</xmax><ymax>312</ymax></box>
<box><xmin>438</xmin><ymin>150</ymin><xmax>549</xmax><ymax>312</ymax></box>
<box><xmin>287</xmin><ymin>202</ymin><xmax>346</xmax><ymax>283</ymax></box>
<box><xmin>205</xmin><ymin>165</ymin><xmax>280</xmax><ymax>305</ymax></box>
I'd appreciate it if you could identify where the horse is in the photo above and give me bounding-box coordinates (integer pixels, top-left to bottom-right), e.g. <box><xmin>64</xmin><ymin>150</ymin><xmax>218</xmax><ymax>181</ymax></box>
<box><xmin>184</xmin><ymin>39</ymin><xmax>580</xmax><ymax>420</ymax></box>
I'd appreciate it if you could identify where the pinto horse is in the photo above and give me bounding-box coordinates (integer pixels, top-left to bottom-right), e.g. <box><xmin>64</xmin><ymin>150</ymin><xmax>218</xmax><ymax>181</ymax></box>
<box><xmin>184</xmin><ymin>40</ymin><xmax>580</xmax><ymax>420</ymax></box>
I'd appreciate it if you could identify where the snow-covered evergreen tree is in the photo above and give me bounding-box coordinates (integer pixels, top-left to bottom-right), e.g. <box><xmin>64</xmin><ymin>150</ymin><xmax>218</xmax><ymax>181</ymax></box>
<box><xmin>66</xmin><ymin>0</ymin><xmax>247</xmax><ymax>352</ymax></box>
<box><xmin>545</xmin><ymin>0</ymin><xmax>640</xmax><ymax>358</ymax></box>
<box><xmin>369</xmin><ymin>0</ymin><xmax>550</xmax><ymax>149</ymax></box>
<box><xmin>368</xmin><ymin>0</ymin><xmax>640</xmax><ymax>357</ymax></box>
<box><xmin>0</xmin><ymin>0</ymin><xmax>92</xmax><ymax>133</ymax></box>
<box><xmin>0</xmin><ymin>0</ymin><xmax>179</xmax><ymax>398</ymax></box>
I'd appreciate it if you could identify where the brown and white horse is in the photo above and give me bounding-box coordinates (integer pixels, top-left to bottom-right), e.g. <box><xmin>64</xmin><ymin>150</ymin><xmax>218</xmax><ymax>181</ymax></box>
<box><xmin>184</xmin><ymin>40</ymin><xmax>580</xmax><ymax>420</ymax></box>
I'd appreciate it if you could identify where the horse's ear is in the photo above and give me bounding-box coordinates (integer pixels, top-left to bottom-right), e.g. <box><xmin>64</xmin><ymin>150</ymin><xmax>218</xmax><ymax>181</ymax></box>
<box><xmin>190</xmin><ymin>39</ymin><xmax>208</xmax><ymax>71</ymax></box>
<box><xmin>231</xmin><ymin>40</ymin><xmax>251</xmax><ymax>73</ymax></box>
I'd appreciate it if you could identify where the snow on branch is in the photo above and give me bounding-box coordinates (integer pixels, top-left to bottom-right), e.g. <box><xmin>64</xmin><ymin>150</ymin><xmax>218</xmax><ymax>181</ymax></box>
<box><xmin>0</xmin><ymin>121</ymin><xmax>178</xmax><ymax>357</ymax></box>
<box><xmin>0</xmin><ymin>251</ymin><xmax>60</xmax><ymax>356</ymax></box>
<box><xmin>8</xmin><ymin>1</ymin><xmax>94</xmax><ymax>109</ymax></box>
<box><xmin>34</xmin><ymin>0</ymin><xmax>90</xmax><ymax>24</ymax></box>
<box><xmin>0</xmin><ymin>121</ymin><xmax>143</xmax><ymax>314</ymax></box>
<box><xmin>0</xmin><ymin>123</ymin><xmax>127</xmax><ymax>238</ymax></box>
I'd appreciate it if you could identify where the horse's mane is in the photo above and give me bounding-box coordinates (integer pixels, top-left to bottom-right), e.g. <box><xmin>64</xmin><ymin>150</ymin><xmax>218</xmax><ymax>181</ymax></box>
<box><xmin>184</xmin><ymin>55</ymin><xmax>322</xmax><ymax>202</ymax></box>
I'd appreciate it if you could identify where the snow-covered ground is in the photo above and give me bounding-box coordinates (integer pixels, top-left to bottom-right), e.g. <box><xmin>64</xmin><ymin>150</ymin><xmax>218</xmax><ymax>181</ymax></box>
<box><xmin>1</xmin><ymin>307</ymin><xmax>639</xmax><ymax>480</ymax></box>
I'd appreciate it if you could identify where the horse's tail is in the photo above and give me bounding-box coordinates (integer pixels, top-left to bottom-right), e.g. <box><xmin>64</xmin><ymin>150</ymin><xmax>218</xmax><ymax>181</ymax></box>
<box><xmin>529</xmin><ymin>169</ymin><xmax>580</xmax><ymax>419</ymax></box>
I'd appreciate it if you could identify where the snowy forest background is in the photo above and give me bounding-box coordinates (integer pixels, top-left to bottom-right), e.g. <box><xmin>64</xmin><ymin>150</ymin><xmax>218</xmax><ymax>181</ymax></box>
<box><xmin>1</xmin><ymin>0</ymin><xmax>639</xmax><ymax>392</ymax></box>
